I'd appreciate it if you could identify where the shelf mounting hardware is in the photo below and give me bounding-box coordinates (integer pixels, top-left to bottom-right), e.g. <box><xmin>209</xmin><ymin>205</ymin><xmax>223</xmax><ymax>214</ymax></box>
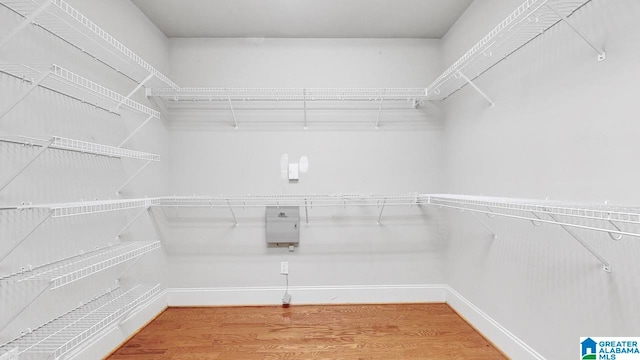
<box><xmin>607</xmin><ymin>220</ymin><xmax>624</xmax><ymax>241</ymax></box>
<box><xmin>547</xmin><ymin>213</ymin><xmax>611</xmax><ymax>272</ymax></box>
<box><xmin>469</xmin><ymin>211</ymin><xmax>498</xmax><ymax>240</ymax></box>
<box><xmin>304</xmin><ymin>199</ymin><xmax>309</xmax><ymax>224</ymax></box>
<box><xmin>377</xmin><ymin>198</ymin><xmax>387</xmax><ymax>225</ymax></box>
<box><xmin>0</xmin><ymin>72</ymin><xmax>49</xmax><ymax>121</ymax></box>
<box><xmin>228</xmin><ymin>97</ymin><xmax>239</xmax><ymax>129</ymax></box>
<box><xmin>545</xmin><ymin>4</ymin><xmax>606</xmax><ymax>61</ymax></box>
<box><xmin>0</xmin><ymin>138</ymin><xmax>54</xmax><ymax>193</ymax></box>
<box><xmin>118</xmin><ymin>114</ymin><xmax>155</xmax><ymax>148</ymax></box>
<box><xmin>303</xmin><ymin>89</ymin><xmax>308</xmax><ymax>130</ymax></box>
<box><xmin>116</xmin><ymin>161</ymin><xmax>153</xmax><ymax>195</ymax></box>
<box><xmin>0</xmin><ymin>0</ymin><xmax>53</xmax><ymax>50</ymax></box>
<box><xmin>374</xmin><ymin>92</ymin><xmax>385</xmax><ymax>130</ymax></box>
<box><xmin>117</xmin><ymin>206</ymin><xmax>152</xmax><ymax>239</ymax></box>
<box><xmin>0</xmin><ymin>283</ymin><xmax>53</xmax><ymax>333</ymax></box>
<box><xmin>226</xmin><ymin>200</ymin><xmax>239</xmax><ymax>226</ymax></box>
<box><xmin>456</xmin><ymin>71</ymin><xmax>495</xmax><ymax>107</ymax></box>
<box><xmin>115</xmin><ymin>73</ymin><xmax>155</xmax><ymax>111</ymax></box>
<box><xmin>0</xmin><ymin>210</ymin><xmax>54</xmax><ymax>263</ymax></box>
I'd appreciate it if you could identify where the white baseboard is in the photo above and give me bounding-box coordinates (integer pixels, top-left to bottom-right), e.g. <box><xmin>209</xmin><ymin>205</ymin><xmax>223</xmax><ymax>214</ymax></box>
<box><xmin>444</xmin><ymin>286</ymin><xmax>546</xmax><ymax>360</ymax></box>
<box><xmin>68</xmin><ymin>289</ymin><xmax>168</xmax><ymax>360</ymax></box>
<box><xmin>168</xmin><ymin>284</ymin><xmax>448</xmax><ymax>306</ymax></box>
<box><xmin>70</xmin><ymin>285</ymin><xmax>545</xmax><ymax>360</ymax></box>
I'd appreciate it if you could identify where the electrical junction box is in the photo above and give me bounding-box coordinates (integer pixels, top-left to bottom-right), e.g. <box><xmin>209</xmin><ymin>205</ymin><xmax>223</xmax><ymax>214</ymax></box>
<box><xmin>266</xmin><ymin>206</ymin><xmax>299</xmax><ymax>246</ymax></box>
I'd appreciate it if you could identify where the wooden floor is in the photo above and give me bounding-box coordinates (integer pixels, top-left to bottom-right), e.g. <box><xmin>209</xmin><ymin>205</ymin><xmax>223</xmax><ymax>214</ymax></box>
<box><xmin>107</xmin><ymin>303</ymin><xmax>507</xmax><ymax>360</ymax></box>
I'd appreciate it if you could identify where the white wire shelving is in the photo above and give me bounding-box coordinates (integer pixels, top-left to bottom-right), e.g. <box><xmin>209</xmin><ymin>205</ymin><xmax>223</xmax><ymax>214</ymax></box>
<box><xmin>0</xmin><ymin>135</ymin><xmax>160</xmax><ymax>195</ymax></box>
<box><xmin>0</xmin><ymin>241</ymin><xmax>160</xmax><ymax>289</ymax></box>
<box><xmin>158</xmin><ymin>194</ymin><xmax>427</xmax><ymax>225</ymax></box>
<box><xmin>0</xmin><ymin>0</ymin><xmax>178</xmax><ymax>90</ymax></box>
<box><xmin>22</xmin><ymin>198</ymin><xmax>161</xmax><ymax>218</ymax></box>
<box><xmin>147</xmin><ymin>88</ymin><xmax>429</xmax><ymax>103</ymax></box>
<box><xmin>427</xmin><ymin>0</ymin><xmax>604</xmax><ymax>104</ymax></box>
<box><xmin>427</xmin><ymin>194</ymin><xmax>640</xmax><ymax>272</ymax></box>
<box><xmin>0</xmin><ymin>284</ymin><xmax>161</xmax><ymax>360</ymax></box>
<box><xmin>0</xmin><ymin>64</ymin><xmax>161</xmax><ymax>120</ymax></box>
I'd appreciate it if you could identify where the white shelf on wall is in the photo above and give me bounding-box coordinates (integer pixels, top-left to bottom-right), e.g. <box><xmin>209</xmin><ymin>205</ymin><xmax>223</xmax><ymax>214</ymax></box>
<box><xmin>427</xmin><ymin>0</ymin><xmax>603</xmax><ymax>103</ymax></box>
<box><xmin>0</xmin><ymin>0</ymin><xmax>178</xmax><ymax>90</ymax></box>
<box><xmin>147</xmin><ymin>88</ymin><xmax>429</xmax><ymax>103</ymax></box>
<box><xmin>428</xmin><ymin>194</ymin><xmax>640</xmax><ymax>272</ymax></box>
<box><xmin>159</xmin><ymin>194</ymin><xmax>426</xmax><ymax>208</ymax></box>
<box><xmin>0</xmin><ymin>284</ymin><xmax>161</xmax><ymax>360</ymax></box>
<box><xmin>0</xmin><ymin>64</ymin><xmax>161</xmax><ymax>119</ymax></box>
<box><xmin>20</xmin><ymin>198</ymin><xmax>161</xmax><ymax>218</ymax></box>
<box><xmin>0</xmin><ymin>241</ymin><xmax>160</xmax><ymax>289</ymax></box>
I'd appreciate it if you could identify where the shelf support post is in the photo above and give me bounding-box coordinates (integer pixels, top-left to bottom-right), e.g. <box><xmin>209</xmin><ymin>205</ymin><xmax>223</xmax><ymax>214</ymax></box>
<box><xmin>374</xmin><ymin>97</ymin><xmax>385</xmax><ymax>130</ymax></box>
<box><xmin>0</xmin><ymin>283</ymin><xmax>53</xmax><ymax>332</ymax></box>
<box><xmin>118</xmin><ymin>115</ymin><xmax>154</xmax><ymax>148</ymax></box>
<box><xmin>117</xmin><ymin>206</ymin><xmax>151</xmax><ymax>239</ymax></box>
<box><xmin>116</xmin><ymin>161</ymin><xmax>152</xmax><ymax>195</ymax></box>
<box><xmin>546</xmin><ymin>4</ymin><xmax>606</xmax><ymax>61</ymax></box>
<box><xmin>377</xmin><ymin>198</ymin><xmax>387</xmax><ymax>225</ymax></box>
<box><xmin>115</xmin><ymin>73</ymin><xmax>155</xmax><ymax>111</ymax></box>
<box><xmin>0</xmin><ymin>71</ymin><xmax>50</xmax><ymax>120</ymax></box>
<box><xmin>0</xmin><ymin>138</ymin><xmax>55</xmax><ymax>193</ymax></box>
<box><xmin>228</xmin><ymin>97</ymin><xmax>238</xmax><ymax>129</ymax></box>
<box><xmin>547</xmin><ymin>213</ymin><xmax>611</xmax><ymax>272</ymax></box>
<box><xmin>303</xmin><ymin>89</ymin><xmax>308</xmax><ymax>130</ymax></box>
<box><xmin>0</xmin><ymin>210</ymin><xmax>54</xmax><ymax>263</ymax></box>
<box><xmin>0</xmin><ymin>0</ymin><xmax>53</xmax><ymax>50</ymax></box>
<box><xmin>227</xmin><ymin>200</ymin><xmax>238</xmax><ymax>226</ymax></box>
<box><xmin>468</xmin><ymin>212</ymin><xmax>498</xmax><ymax>240</ymax></box>
<box><xmin>304</xmin><ymin>199</ymin><xmax>309</xmax><ymax>224</ymax></box>
<box><xmin>456</xmin><ymin>71</ymin><xmax>495</xmax><ymax>107</ymax></box>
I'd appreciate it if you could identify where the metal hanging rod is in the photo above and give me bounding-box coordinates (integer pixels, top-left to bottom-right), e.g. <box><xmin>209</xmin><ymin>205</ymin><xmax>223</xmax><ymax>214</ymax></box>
<box><xmin>0</xmin><ymin>64</ymin><xmax>161</xmax><ymax>120</ymax></box>
<box><xmin>0</xmin><ymin>284</ymin><xmax>161</xmax><ymax>360</ymax></box>
<box><xmin>147</xmin><ymin>88</ymin><xmax>429</xmax><ymax>102</ymax></box>
<box><xmin>0</xmin><ymin>0</ymin><xmax>178</xmax><ymax>90</ymax></box>
<box><xmin>426</xmin><ymin>0</ymin><xmax>602</xmax><ymax>102</ymax></box>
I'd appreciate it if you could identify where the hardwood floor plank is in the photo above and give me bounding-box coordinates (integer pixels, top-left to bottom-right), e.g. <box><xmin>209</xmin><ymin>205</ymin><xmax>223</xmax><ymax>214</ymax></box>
<box><xmin>107</xmin><ymin>304</ymin><xmax>507</xmax><ymax>360</ymax></box>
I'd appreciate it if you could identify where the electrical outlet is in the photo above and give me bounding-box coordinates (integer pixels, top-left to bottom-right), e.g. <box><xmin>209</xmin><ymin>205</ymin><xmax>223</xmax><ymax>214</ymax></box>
<box><xmin>280</xmin><ymin>261</ymin><xmax>289</xmax><ymax>275</ymax></box>
<box><xmin>0</xmin><ymin>348</ymin><xmax>19</xmax><ymax>360</ymax></box>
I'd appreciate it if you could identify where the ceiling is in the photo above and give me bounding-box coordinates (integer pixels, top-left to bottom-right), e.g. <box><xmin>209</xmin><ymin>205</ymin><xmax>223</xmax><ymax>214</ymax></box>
<box><xmin>131</xmin><ymin>0</ymin><xmax>473</xmax><ymax>39</ymax></box>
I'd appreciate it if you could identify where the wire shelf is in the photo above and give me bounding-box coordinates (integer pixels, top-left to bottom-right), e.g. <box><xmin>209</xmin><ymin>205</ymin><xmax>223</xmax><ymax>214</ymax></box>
<box><xmin>427</xmin><ymin>0</ymin><xmax>593</xmax><ymax>100</ymax></box>
<box><xmin>428</xmin><ymin>194</ymin><xmax>640</xmax><ymax>237</ymax></box>
<box><xmin>0</xmin><ymin>135</ymin><xmax>160</xmax><ymax>161</ymax></box>
<box><xmin>147</xmin><ymin>87</ymin><xmax>429</xmax><ymax>102</ymax></box>
<box><xmin>159</xmin><ymin>194</ymin><xmax>427</xmax><ymax>208</ymax></box>
<box><xmin>0</xmin><ymin>241</ymin><xmax>160</xmax><ymax>289</ymax></box>
<box><xmin>19</xmin><ymin>198</ymin><xmax>160</xmax><ymax>218</ymax></box>
<box><xmin>0</xmin><ymin>284</ymin><xmax>161</xmax><ymax>360</ymax></box>
<box><xmin>0</xmin><ymin>64</ymin><xmax>161</xmax><ymax>118</ymax></box>
<box><xmin>0</xmin><ymin>0</ymin><xmax>178</xmax><ymax>89</ymax></box>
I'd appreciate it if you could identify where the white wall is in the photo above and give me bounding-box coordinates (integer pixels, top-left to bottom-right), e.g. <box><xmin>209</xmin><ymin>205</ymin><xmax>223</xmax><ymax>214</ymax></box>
<box><xmin>165</xmin><ymin>38</ymin><xmax>447</xmax><ymax>300</ymax></box>
<box><xmin>0</xmin><ymin>0</ymin><xmax>169</xmax><ymax>352</ymax></box>
<box><xmin>441</xmin><ymin>0</ymin><xmax>640</xmax><ymax>359</ymax></box>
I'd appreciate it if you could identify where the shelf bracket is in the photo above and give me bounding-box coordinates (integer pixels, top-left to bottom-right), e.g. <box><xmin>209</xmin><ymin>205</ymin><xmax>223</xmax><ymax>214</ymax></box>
<box><xmin>0</xmin><ymin>210</ymin><xmax>54</xmax><ymax>263</ymax></box>
<box><xmin>546</xmin><ymin>4</ymin><xmax>606</xmax><ymax>61</ymax></box>
<box><xmin>0</xmin><ymin>282</ymin><xmax>52</xmax><ymax>333</ymax></box>
<box><xmin>116</xmin><ymin>160</ymin><xmax>152</xmax><ymax>195</ymax></box>
<box><xmin>226</xmin><ymin>200</ymin><xmax>238</xmax><ymax>226</ymax></box>
<box><xmin>607</xmin><ymin>220</ymin><xmax>623</xmax><ymax>241</ymax></box>
<box><xmin>0</xmin><ymin>71</ymin><xmax>50</xmax><ymax>120</ymax></box>
<box><xmin>0</xmin><ymin>138</ymin><xmax>55</xmax><ymax>193</ymax></box>
<box><xmin>456</xmin><ymin>71</ymin><xmax>495</xmax><ymax>107</ymax></box>
<box><xmin>547</xmin><ymin>213</ymin><xmax>611</xmax><ymax>272</ymax></box>
<box><xmin>374</xmin><ymin>97</ymin><xmax>385</xmax><ymax>130</ymax></box>
<box><xmin>303</xmin><ymin>89</ymin><xmax>308</xmax><ymax>130</ymax></box>
<box><xmin>304</xmin><ymin>199</ymin><xmax>309</xmax><ymax>224</ymax></box>
<box><xmin>377</xmin><ymin>198</ymin><xmax>387</xmax><ymax>225</ymax></box>
<box><xmin>0</xmin><ymin>0</ymin><xmax>53</xmax><ymax>50</ymax></box>
<box><xmin>468</xmin><ymin>211</ymin><xmax>498</xmax><ymax>240</ymax></box>
<box><xmin>228</xmin><ymin>97</ymin><xmax>239</xmax><ymax>129</ymax></box>
<box><xmin>115</xmin><ymin>73</ymin><xmax>154</xmax><ymax>111</ymax></box>
<box><xmin>117</xmin><ymin>206</ymin><xmax>151</xmax><ymax>239</ymax></box>
<box><xmin>118</xmin><ymin>114</ymin><xmax>154</xmax><ymax>148</ymax></box>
